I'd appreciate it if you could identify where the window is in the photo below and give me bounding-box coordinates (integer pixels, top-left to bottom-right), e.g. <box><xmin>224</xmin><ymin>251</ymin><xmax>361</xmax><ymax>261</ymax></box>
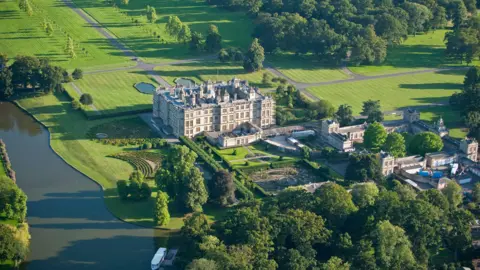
<box><xmin>222</xmin><ymin>125</ymin><xmax>227</xmax><ymax>130</ymax></box>
<box><xmin>236</xmin><ymin>113</ymin><xmax>239</xmax><ymax>119</ymax></box>
<box><xmin>222</xmin><ymin>109</ymin><xmax>227</xmax><ymax>113</ymax></box>
<box><xmin>204</xmin><ymin>110</ymin><xmax>208</xmax><ymax>114</ymax></box>
<box><xmin>230</xmin><ymin>108</ymin><xmax>234</xmax><ymax>112</ymax></box>
<box><xmin>196</xmin><ymin>119</ymin><xmax>201</xmax><ymax>124</ymax></box>
<box><xmin>204</xmin><ymin>117</ymin><xmax>208</xmax><ymax>123</ymax></box>
<box><xmin>241</xmin><ymin>112</ymin><xmax>244</xmax><ymax>118</ymax></box>
<box><xmin>246</xmin><ymin>112</ymin><xmax>250</xmax><ymax>117</ymax></box>
<box><xmin>229</xmin><ymin>115</ymin><xmax>233</xmax><ymax>121</ymax></box>
<box><xmin>236</xmin><ymin>106</ymin><xmax>239</xmax><ymax>110</ymax></box>
<box><xmin>222</xmin><ymin>116</ymin><xmax>226</xmax><ymax>122</ymax></box>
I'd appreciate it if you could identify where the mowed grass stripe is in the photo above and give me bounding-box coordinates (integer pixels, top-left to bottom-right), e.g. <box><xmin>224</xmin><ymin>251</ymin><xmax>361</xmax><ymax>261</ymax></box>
<box><xmin>73</xmin><ymin>0</ymin><xmax>254</xmax><ymax>63</ymax></box>
<box><xmin>268</xmin><ymin>53</ymin><xmax>350</xmax><ymax>83</ymax></box>
<box><xmin>68</xmin><ymin>70</ymin><xmax>156</xmax><ymax>115</ymax></box>
<box><xmin>0</xmin><ymin>0</ymin><xmax>130</xmax><ymax>69</ymax></box>
<box><xmin>306</xmin><ymin>70</ymin><xmax>464</xmax><ymax>115</ymax></box>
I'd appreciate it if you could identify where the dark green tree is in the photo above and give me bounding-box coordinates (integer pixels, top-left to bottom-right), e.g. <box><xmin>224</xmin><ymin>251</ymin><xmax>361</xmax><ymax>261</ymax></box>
<box><xmin>79</xmin><ymin>93</ymin><xmax>93</xmax><ymax>105</ymax></box>
<box><xmin>243</xmin><ymin>38</ymin><xmax>265</xmax><ymax>72</ymax></box>
<box><xmin>313</xmin><ymin>183</ymin><xmax>358</xmax><ymax>228</ymax></box>
<box><xmin>0</xmin><ymin>69</ymin><xmax>13</xmax><ymax>99</ymax></box>
<box><xmin>209</xmin><ymin>170</ymin><xmax>235</xmax><ymax>207</ymax></box>
<box><xmin>205</xmin><ymin>24</ymin><xmax>222</xmax><ymax>52</ymax></box>
<box><xmin>72</xmin><ymin>68</ymin><xmax>83</xmax><ymax>80</ymax></box>
<box><xmin>361</xmin><ymin>100</ymin><xmax>383</xmax><ymax>123</ymax></box>
<box><xmin>190</xmin><ymin>32</ymin><xmax>205</xmax><ymax>51</ymax></box>
<box><xmin>363</xmin><ymin>122</ymin><xmax>387</xmax><ymax>151</ymax></box>
<box><xmin>116</xmin><ymin>180</ymin><xmax>129</xmax><ymax>200</ymax></box>
<box><xmin>335</xmin><ymin>104</ymin><xmax>354</xmax><ymax>126</ymax></box>
<box><xmin>383</xmin><ymin>132</ymin><xmax>406</xmax><ymax>157</ymax></box>
<box><xmin>345</xmin><ymin>153</ymin><xmax>382</xmax><ymax>183</ymax></box>
<box><xmin>408</xmin><ymin>132</ymin><xmax>443</xmax><ymax>156</ymax></box>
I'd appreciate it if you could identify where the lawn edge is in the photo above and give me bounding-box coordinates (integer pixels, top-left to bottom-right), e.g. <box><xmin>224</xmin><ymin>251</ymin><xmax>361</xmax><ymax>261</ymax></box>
<box><xmin>11</xmin><ymin>100</ymin><xmax>161</xmax><ymax>230</ymax></box>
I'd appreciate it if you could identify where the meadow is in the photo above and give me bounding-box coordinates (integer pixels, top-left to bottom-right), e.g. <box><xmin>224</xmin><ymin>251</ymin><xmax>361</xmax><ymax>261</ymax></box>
<box><xmin>0</xmin><ymin>0</ymin><xmax>131</xmax><ymax>69</ymax></box>
<box><xmin>71</xmin><ymin>0</ymin><xmax>254</xmax><ymax>63</ymax></box>
<box><xmin>155</xmin><ymin>61</ymin><xmax>276</xmax><ymax>89</ymax></box>
<box><xmin>306</xmin><ymin>70</ymin><xmax>468</xmax><ymax>137</ymax></box>
<box><xmin>267</xmin><ymin>53</ymin><xmax>351</xmax><ymax>83</ymax></box>
<box><xmin>64</xmin><ymin>70</ymin><xmax>156</xmax><ymax>116</ymax></box>
<box><xmin>349</xmin><ymin>30</ymin><xmax>477</xmax><ymax>76</ymax></box>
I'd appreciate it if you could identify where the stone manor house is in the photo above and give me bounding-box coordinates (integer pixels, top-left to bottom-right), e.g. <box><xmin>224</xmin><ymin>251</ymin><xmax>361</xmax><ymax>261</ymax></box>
<box><xmin>153</xmin><ymin>78</ymin><xmax>275</xmax><ymax>146</ymax></box>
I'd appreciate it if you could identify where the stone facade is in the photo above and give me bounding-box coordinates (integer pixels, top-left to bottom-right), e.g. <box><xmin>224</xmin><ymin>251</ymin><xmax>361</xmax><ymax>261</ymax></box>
<box><xmin>153</xmin><ymin>78</ymin><xmax>275</xmax><ymax>138</ymax></box>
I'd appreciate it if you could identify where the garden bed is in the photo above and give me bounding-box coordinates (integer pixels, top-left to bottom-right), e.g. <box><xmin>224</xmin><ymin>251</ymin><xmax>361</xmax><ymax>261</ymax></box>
<box><xmin>250</xmin><ymin>165</ymin><xmax>319</xmax><ymax>193</ymax></box>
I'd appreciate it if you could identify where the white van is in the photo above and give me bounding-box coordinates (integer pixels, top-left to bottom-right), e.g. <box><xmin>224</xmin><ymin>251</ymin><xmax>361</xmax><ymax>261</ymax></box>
<box><xmin>151</xmin><ymin>248</ymin><xmax>167</xmax><ymax>270</ymax></box>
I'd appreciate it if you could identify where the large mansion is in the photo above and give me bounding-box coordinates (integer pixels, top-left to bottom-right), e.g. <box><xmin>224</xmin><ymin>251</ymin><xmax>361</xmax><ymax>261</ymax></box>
<box><xmin>153</xmin><ymin>78</ymin><xmax>275</xmax><ymax>139</ymax></box>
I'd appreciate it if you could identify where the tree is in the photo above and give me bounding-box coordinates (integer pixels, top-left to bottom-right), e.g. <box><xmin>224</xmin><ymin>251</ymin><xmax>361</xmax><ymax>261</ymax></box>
<box><xmin>243</xmin><ymin>38</ymin><xmax>265</xmax><ymax>72</ymax></box>
<box><xmin>0</xmin><ymin>69</ymin><xmax>13</xmax><ymax>99</ymax></box>
<box><xmin>79</xmin><ymin>93</ymin><xmax>93</xmax><ymax>105</ymax></box>
<box><xmin>447</xmin><ymin>209</ymin><xmax>474</xmax><ymax>260</ymax></box>
<box><xmin>10</xmin><ymin>55</ymin><xmax>41</xmax><ymax>88</ymax></box>
<box><xmin>46</xmin><ymin>22</ymin><xmax>54</xmax><ymax>36</ymax></box>
<box><xmin>129</xmin><ymin>170</ymin><xmax>144</xmax><ymax>184</ymax></box>
<box><xmin>335</xmin><ymin>104</ymin><xmax>354</xmax><ymax>126</ymax></box>
<box><xmin>345</xmin><ymin>153</ymin><xmax>382</xmax><ymax>183</ymax></box>
<box><xmin>12</xmin><ymin>223</ymin><xmax>30</xmax><ymax>267</ymax></box>
<box><xmin>186</xmin><ymin>259</ymin><xmax>218</xmax><ymax>270</ymax></box>
<box><xmin>361</xmin><ymin>100</ymin><xmax>383</xmax><ymax>123</ymax></box>
<box><xmin>417</xmin><ymin>189</ymin><xmax>450</xmax><ymax>210</ymax></box>
<box><xmin>431</xmin><ymin>6</ymin><xmax>447</xmax><ymax>30</ymax></box>
<box><xmin>121</xmin><ymin>0</ymin><xmax>129</xmax><ymax>5</ymax></box>
<box><xmin>375</xmin><ymin>13</ymin><xmax>407</xmax><ymax>45</ymax></box>
<box><xmin>350</xmin><ymin>26</ymin><xmax>387</xmax><ymax>66</ymax></box>
<box><xmin>205</xmin><ymin>24</ymin><xmax>222</xmax><ymax>52</ymax></box>
<box><xmin>116</xmin><ymin>180</ymin><xmax>129</xmax><ymax>200</ymax></box>
<box><xmin>262</xmin><ymin>72</ymin><xmax>272</xmax><ymax>86</ymax></box>
<box><xmin>0</xmin><ymin>53</ymin><xmax>7</xmax><ymax>70</ymax></box>
<box><xmin>178</xmin><ymin>24</ymin><xmax>192</xmax><ymax>43</ymax></box>
<box><xmin>363</xmin><ymin>122</ymin><xmax>387</xmax><ymax>151</ymax></box>
<box><xmin>0</xmin><ymin>224</ymin><xmax>16</xmax><ymax>263</ymax></box>
<box><xmin>154</xmin><ymin>191</ymin><xmax>170</xmax><ymax>226</ymax></box>
<box><xmin>72</xmin><ymin>68</ymin><xmax>83</xmax><ymax>80</ymax></box>
<box><xmin>209</xmin><ymin>170</ymin><xmax>235</xmax><ymax>206</ymax></box>
<box><xmin>449</xmin><ymin>0</ymin><xmax>468</xmax><ymax>28</ymax></box>
<box><xmin>314</xmin><ymin>183</ymin><xmax>358</xmax><ymax>228</ymax></box>
<box><xmin>402</xmin><ymin>2</ymin><xmax>432</xmax><ymax>35</ymax></box>
<box><xmin>166</xmin><ymin>16</ymin><xmax>183</xmax><ymax>38</ymax></box>
<box><xmin>442</xmin><ymin>181</ymin><xmax>463</xmax><ymax>208</ymax></box>
<box><xmin>383</xmin><ymin>133</ymin><xmax>406</xmax><ymax>157</ymax></box>
<box><xmin>183</xmin><ymin>168</ymin><xmax>208</xmax><ymax>211</ymax></box>
<box><xmin>65</xmin><ymin>36</ymin><xmax>76</xmax><ymax>59</ymax></box>
<box><xmin>352</xmin><ymin>182</ymin><xmax>379</xmax><ymax>208</ymax></box>
<box><xmin>463</xmin><ymin>66</ymin><xmax>480</xmax><ymax>92</ymax></box>
<box><xmin>352</xmin><ymin>239</ymin><xmax>376</xmax><ymax>270</ymax></box>
<box><xmin>0</xmin><ymin>176</ymin><xmax>27</xmax><ymax>222</ymax></box>
<box><xmin>39</xmin><ymin>64</ymin><xmax>63</xmax><ymax>92</ymax></box>
<box><xmin>146</xmin><ymin>6</ymin><xmax>158</xmax><ymax>23</ymax></box>
<box><xmin>190</xmin><ymin>31</ymin><xmax>205</xmax><ymax>51</ymax></box>
<box><xmin>370</xmin><ymin>220</ymin><xmax>417</xmax><ymax>270</ymax></box>
<box><xmin>472</xmin><ymin>183</ymin><xmax>480</xmax><ymax>202</ymax></box>
<box><xmin>320</xmin><ymin>256</ymin><xmax>350</xmax><ymax>270</ymax></box>
<box><xmin>444</xmin><ymin>28</ymin><xmax>480</xmax><ymax>64</ymax></box>
<box><xmin>408</xmin><ymin>132</ymin><xmax>443</xmax><ymax>156</ymax></box>
<box><xmin>309</xmin><ymin>100</ymin><xmax>335</xmax><ymax>119</ymax></box>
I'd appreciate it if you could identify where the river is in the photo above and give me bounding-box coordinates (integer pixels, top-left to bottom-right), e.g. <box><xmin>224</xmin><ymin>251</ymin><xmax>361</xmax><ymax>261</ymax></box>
<box><xmin>0</xmin><ymin>102</ymin><xmax>157</xmax><ymax>270</ymax></box>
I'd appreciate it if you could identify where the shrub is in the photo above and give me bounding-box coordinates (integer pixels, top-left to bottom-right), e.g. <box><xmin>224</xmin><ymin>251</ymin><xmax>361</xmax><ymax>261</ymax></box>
<box><xmin>142</xmin><ymin>142</ymin><xmax>152</xmax><ymax>149</ymax></box>
<box><xmin>79</xmin><ymin>93</ymin><xmax>93</xmax><ymax>105</ymax></box>
<box><xmin>245</xmin><ymin>161</ymin><xmax>250</xmax><ymax>166</ymax></box>
<box><xmin>232</xmin><ymin>149</ymin><xmax>237</xmax><ymax>155</ymax></box>
<box><xmin>140</xmin><ymin>182</ymin><xmax>152</xmax><ymax>199</ymax></box>
<box><xmin>72</xmin><ymin>68</ymin><xmax>83</xmax><ymax>80</ymax></box>
<box><xmin>71</xmin><ymin>99</ymin><xmax>81</xmax><ymax>110</ymax></box>
<box><xmin>116</xmin><ymin>180</ymin><xmax>129</xmax><ymax>200</ymax></box>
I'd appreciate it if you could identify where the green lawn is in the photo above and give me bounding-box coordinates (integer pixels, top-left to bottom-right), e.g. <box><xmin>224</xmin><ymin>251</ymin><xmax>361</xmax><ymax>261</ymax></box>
<box><xmin>72</xmin><ymin>0</ymin><xmax>253</xmax><ymax>63</ymax></box>
<box><xmin>15</xmin><ymin>93</ymin><xmax>226</xmax><ymax>228</ymax></box>
<box><xmin>0</xmin><ymin>0</ymin><xmax>131</xmax><ymax>69</ymax></box>
<box><xmin>349</xmin><ymin>30</ymin><xmax>478</xmax><ymax>76</ymax></box>
<box><xmin>64</xmin><ymin>70</ymin><xmax>157</xmax><ymax>116</ymax></box>
<box><xmin>307</xmin><ymin>71</ymin><xmax>468</xmax><ymax>137</ymax></box>
<box><xmin>307</xmin><ymin>70</ymin><xmax>464</xmax><ymax>114</ymax></box>
<box><xmin>155</xmin><ymin>61</ymin><xmax>276</xmax><ymax>89</ymax></box>
<box><xmin>215</xmin><ymin>143</ymin><xmax>296</xmax><ymax>167</ymax></box>
<box><xmin>268</xmin><ymin>53</ymin><xmax>351</xmax><ymax>83</ymax></box>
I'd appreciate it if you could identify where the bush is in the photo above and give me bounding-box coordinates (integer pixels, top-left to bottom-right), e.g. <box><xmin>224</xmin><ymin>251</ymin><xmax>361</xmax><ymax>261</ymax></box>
<box><xmin>140</xmin><ymin>182</ymin><xmax>152</xmax><ymax>199</ymax></box>
<box><xmin>117</xmin><ymin>180</ymin><xmax>129</xmax><ymax>200</ymax></box>
<box><xmin>245</xmin><ymin>161</ymin><xmax>250</xmax><ymax>166</ymax></box>
<box><xmin>142</xmin><ymin>142</ymin><xmax>152</xmax><ymax>149</ymax></box>
<box><xmin>79</xmin><ymin>93</ymin><xmax>93</xmax><ymax>105</ymax></box>
<box><xmin>232</xmin><ymin>149</ymin><xmax>237</xmax><ymax>155</ymax></box>
<box><xmin>71</xmin><ymin>99</ymin><xmax>81</xmax><ymax>110</ymax></box>
<box><xmin>72</xmin><ymin>68</ymin><xmax>83</xmax><ymax>80</ymax></box>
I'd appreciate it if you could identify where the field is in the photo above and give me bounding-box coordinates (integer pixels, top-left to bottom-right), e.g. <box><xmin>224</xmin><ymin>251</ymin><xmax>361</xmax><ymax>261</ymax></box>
<box><xmin>71</xmin><ymin>0</ymin><xmax>254</xmax><ymax>63</ymax></box>
<box><xmin>0</xmin><ymin>0</ymin><xmax>131</xmax><ymax>69</ymax></box>
<box><xmin>307</xmin><ymin>70</ymin><xmax>463</xmax><ymax>113</ymax></box>
<box><xmin>155</xmin><ymin>61</ymin><xmax>276</xmax><ymax>89</ymax></box>
<box><xmin>64</xmin><ymin>70</ymin><xmax>157</xmax><ymax>116</ymax></box>
<box><xmin>349</xmin><ymin>30</ymin><xmax>478</xmax><ymax>76</ymax></box>
<box><xmin>268</xmin><ymin>53</ymin><xmax>351</xmax><ymax>83</ymax></box>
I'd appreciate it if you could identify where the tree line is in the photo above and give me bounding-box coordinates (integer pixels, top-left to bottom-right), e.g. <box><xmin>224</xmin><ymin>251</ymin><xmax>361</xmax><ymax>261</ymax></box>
<box><xmin>208</xmin><ymin>0</ymin><xmax>478</xmax><ymax>65</ymax></box>
<box><xmin>179</xmin><ymin>179</ymin><xmax>475</xmax><ymax>269</ymax></box>
<box><xmin>0</xmin><ymin>54</ymin><xmax>83</xmax><ymax>100</ymax></box>
<box><xmin>450</xmin><ymin>66</ymin><xmax>480</xmax><ymax>141</ymax></box>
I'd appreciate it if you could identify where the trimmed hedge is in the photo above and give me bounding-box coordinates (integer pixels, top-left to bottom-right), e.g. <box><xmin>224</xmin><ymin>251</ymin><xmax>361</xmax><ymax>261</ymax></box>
<box><xmin>180</xmin><ymin>136</ymin><xmax>254</xmax><ymax>200</ymax></box>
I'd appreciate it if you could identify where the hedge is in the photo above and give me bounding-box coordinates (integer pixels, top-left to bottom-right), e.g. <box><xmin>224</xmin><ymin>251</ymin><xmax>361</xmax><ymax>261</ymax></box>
<box><xmin>180</xmin><ymin>136</ymin><xmax>254</xmax><ymax>200</ymax></box>
<box><xmin>270</xmin><ymin>159</ymin><xmax>298</xmax><ymax>169</ymax></box>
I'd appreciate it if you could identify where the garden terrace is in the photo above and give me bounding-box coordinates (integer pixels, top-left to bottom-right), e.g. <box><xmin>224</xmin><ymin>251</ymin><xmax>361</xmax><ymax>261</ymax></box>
<box><xmin>109</xmin><ymin>149</ymin><xmax>164</xmax><ymax>178</ymax></box>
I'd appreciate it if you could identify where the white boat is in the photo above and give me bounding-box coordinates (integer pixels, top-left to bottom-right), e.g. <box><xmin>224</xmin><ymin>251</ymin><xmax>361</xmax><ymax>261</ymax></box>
<box><xmin>151</xmin><ymin>247</ymin><xmax>167</xmax><ymax>270</ymax></box>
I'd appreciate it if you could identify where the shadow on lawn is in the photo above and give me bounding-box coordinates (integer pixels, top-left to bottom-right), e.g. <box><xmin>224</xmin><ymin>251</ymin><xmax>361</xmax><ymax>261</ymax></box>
<box><xmin>399</xmin><ymin>82</ymin><xmax>462</xmax><ymax>90</ymax></box>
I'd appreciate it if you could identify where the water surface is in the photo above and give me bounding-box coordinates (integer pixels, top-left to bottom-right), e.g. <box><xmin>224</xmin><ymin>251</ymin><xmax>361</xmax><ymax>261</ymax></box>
<box><xmin>0</xmin><ymin>102</ymin><xmax>157</xmax><ymax>270</ymax></box>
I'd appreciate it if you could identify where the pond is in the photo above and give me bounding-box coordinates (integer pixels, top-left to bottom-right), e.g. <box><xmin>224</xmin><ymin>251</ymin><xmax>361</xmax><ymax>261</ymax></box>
<box><xmin>174</xmin><ymin>78</ymin><xmax>196</xmax><ymax>87</ymax></box>
<box><xmin>134</xmin><ymin>82</ymin><xmax>156</xmax><ymax>94</ymax></box>
<box><xmin>0</xmin><ymin>102</ymin><xmax>161</xmax><ymax>270</ymax></box>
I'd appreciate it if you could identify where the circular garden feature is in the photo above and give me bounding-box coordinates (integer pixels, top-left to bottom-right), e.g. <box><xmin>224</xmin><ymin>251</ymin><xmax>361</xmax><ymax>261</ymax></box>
<box><xmin>134</xmin><ymin>82</ymin><xmax>156</xmax><ymax>94</ymax></box>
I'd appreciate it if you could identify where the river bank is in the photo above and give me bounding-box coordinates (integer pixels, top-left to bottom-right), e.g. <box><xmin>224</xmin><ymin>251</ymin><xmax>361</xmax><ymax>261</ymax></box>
<box><xmin>0</xmin><ymin>100</ymin><xmax>159</xmax><ymax>269</ymax></box>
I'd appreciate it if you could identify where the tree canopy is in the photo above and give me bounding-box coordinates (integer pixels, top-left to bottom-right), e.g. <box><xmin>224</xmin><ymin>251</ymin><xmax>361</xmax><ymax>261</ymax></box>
<box><xmin>408</xmin><ymin>132</ymin><xmax>443</xmax><ymax>156</ymax></box>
